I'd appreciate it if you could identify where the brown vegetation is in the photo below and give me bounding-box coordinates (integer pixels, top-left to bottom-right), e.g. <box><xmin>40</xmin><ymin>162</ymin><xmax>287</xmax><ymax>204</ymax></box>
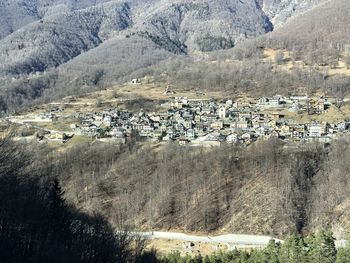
<box><xmin>18</xmin><ymin>136</ymin><xmax>349</xmax><ymax>238</ymax></box>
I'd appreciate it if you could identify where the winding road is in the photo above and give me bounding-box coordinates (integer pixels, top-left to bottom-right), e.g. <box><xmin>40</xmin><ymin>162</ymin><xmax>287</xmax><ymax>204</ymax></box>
<box><xmin>131</xmin><ymin>231</ymin><xmax>283</xmax><ymax>247</ymax></box>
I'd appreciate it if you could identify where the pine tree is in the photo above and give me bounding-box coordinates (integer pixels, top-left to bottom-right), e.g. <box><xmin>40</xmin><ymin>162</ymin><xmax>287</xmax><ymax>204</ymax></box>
<box><xmin>336</xmin><ymin>248</ymin><xmax>350</xmax><ymax>263</ymax></box>
<box><xmin>43</xmin><ymin>178</ymin><xmax>71</xmax><ymax>263</ymax></box>
<box><xmin>248</xmin><ymin>249</ymin><xmax>264</xmax><ymax>263</ymax></box>
<box><xmin>307</xmin><ymin>229</ymin><xmax>336</xmax><ymax>263</ymax></box>
<box><xmin>261</xmin><ymin>240</ymin><xmax>280</xmax><ymax>263</ymax></box>
<box><xmin>279</xmin><ymin>234</ymin><xmax>307</xmax><ymax>263</ymax></box>
<box><xmin>336</xmin><ymin>237</ymin><xmax>350</xmax><ymax>263</ymax></box>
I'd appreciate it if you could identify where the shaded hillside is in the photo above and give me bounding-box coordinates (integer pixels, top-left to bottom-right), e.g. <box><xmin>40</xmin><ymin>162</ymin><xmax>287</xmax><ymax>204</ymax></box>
<box><xmin>0</xmin><ymin>0</ymin><xmax>116</xmax><ymax>40</ymax></box>
<box><xmin>0</xmin><ymin>138</ymin><xmax>136</xmax><ymax>262</ymax></box>
<box><xmin>0</xmin><ymin>2</ymin><xmax>132</xmax><ymax>75</ymax></box>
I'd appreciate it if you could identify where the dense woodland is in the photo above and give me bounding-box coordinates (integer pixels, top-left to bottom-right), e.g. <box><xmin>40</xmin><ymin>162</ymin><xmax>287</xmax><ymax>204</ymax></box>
<box><xmin>0</xmin><ymin>137</ymin><xmax>156</xmax><ymax>263</ymax></box>
<box><xmin>5</xmin><ymin>134</ymin><xmax>348</xmax><ymax>237</ymax></box>
<box><xmin>2</xmin><ymin>136</ymin><xmax>350</xmax><ymax>262</ymax></box>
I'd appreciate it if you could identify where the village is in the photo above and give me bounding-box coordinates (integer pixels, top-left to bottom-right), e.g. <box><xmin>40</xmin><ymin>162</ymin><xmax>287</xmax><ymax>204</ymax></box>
<box><xmin>2</xmin><ymin>92</ymin><xmax>350</xmax><ymax>146</ymax></box>
<box><xmin>4</xmin><ymin>92</ymin><xmax>345</xmax><ymax>147</ymax></box>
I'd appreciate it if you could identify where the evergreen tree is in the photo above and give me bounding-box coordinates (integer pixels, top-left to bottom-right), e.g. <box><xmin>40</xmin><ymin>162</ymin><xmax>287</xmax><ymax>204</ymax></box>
<box><xmin>336</xmin><ymin>237</ymin><xmax>350</xmax><ymax>263</ymax></box>
<box><xmin>163</xmin><ymin>252</ymin><xmax>183</xmax><ymax>263</ymax></box>
<box><xmin>336</xmin><ymin>247</ymin><xmax>350</xmax><ymax>263</ymax></box>
<box><xmin>307</xmin><ymin>229</ymin><xmax>336</xmax><ymax>263</ymax></box>
<box><xmin>279</xmin><ymin>234</ymin><xmax>306</xmax><ymax>263</ymax></box>
<box><xmin>261</xmin><ymin>239</ymin><xmax>280</xmax><ymax>263</ymax></box>
<box><xmin>248</xmin><ymin>250</ymin><xmax>264</xmax><ymax>263</ymax></box>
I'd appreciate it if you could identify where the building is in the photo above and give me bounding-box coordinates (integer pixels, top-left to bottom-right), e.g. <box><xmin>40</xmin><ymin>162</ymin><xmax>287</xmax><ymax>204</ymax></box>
<box><xmin>131</xmin><ymin>78</ymin><xmax>141</xmax><ymax>84</ymax></box>
<box><xmin>218</xmin><ymin>107</ymin><xmax>227</xmax><ymax>119</ymax></box>
<box><xmin>344</xmin><ymin>44</ymin><xmax>350</xmax><ymax>54</ymax></box>
<box><xmin>226</xmin><ymin>134</ymin><xmax>238</xmax><ymax>143</ymax></box>
<box><xmin>309</xmin><ymin>123</ymin><xmax>322</xmax><ymax>137</ymax></box>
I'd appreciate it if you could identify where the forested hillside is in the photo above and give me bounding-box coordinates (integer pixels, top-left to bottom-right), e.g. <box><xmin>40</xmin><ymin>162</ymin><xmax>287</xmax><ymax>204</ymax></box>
<box><xmin>0</xmin><ymin>0</ymin><xmax>336</xmax><ymax>111</ymax></box>
<box><xmin>0</xmin><ymin>138</ymin><xmax>145</xmax><ymax>262</ymax></box>
<box><xmin>3</xmin><ymin>133</ymin><xmax>350</xmax><ymax>263</ymax></box>
<box><xmin>0</xmin><ymin>0</ymin><xmax>116</xmax><ymax>40</ymax></box>
<box><xmin>13</xmin><ymin>136</ymin><xmax>346</xmax><ymax>239</ymax></box>
<box><xmin>2</xmin><ymin>129</ymin><xmax>350</xmax><ymax>261</ymax></box>
<box><xmin>133</xmin><ymin>0</ymin><xmax>273</xmax><ymax>54</ymax></box>
<box><xmin>260</xmin><ymin>0</ymin><xmax>350</xmax><ymax>57</ymax></box>
<box><xmin>258</xmin><ymin>0</ymin><xmax>328</xmax><ymax>27</ymax></box>
<box><xmin>0</xmin><ymin>1</ymin><xmax>132</xmax><ymax>75</ymax></box>
<box><xmin>0</xmin><ymin>0</ymin><xmax>273</xmax><ymax>78</ymax></box>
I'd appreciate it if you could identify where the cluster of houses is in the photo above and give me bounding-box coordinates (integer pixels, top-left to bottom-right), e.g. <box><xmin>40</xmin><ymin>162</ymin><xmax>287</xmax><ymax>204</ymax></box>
<box><xmin>71</xmin><ymin>95</ymin><xmax>350</xmax><ymax>146</ymax></box>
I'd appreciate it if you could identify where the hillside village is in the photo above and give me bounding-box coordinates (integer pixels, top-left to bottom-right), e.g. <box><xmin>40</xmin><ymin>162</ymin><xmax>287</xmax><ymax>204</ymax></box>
<box><xmin>6</xmin><ymin>94</ymin><xmax>349</xmax><ymax>146</ymax></box>
<box><xmin>73</xmin><ymin>95</ymin><xmax>350</xmax><ymax>146</ymax></box>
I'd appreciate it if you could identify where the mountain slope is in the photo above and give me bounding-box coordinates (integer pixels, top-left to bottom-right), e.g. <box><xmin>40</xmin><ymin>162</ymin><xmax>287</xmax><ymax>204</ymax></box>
<box><xmin>134</xmin><ymin>0</ymin><xmax>273</xmax><ymax>54</ymax></box>
<box><xmin>0</xmin><ymin>0</ymin><xmax>273</xmax><ymax>77</ymax></box>
<box><xmin>1</xmin><ymin>0</ymin><xmax>349</xmax><ymax>113</ymax></box>
<box><xmin>46</xmin><ymin>138</ymin><xmax>350</xmax><ymax>238</ymax></box>
<box><xmin>259</xmin><ymin>0</ymin><xmax>329</xmax><ymax>27</ymax></box>
<box><xmin>0</xmin><ymin>0</ymin><xmax>334</xmax><ymax>79</ymax></box>
<box><xmin>261</xmin><ymin>0</ymin><xmax>350</xmax><ymax>52</ymax></box>
<box><xmin>0</xmin><ymin>0</ymin><xmax>117</xmax><ymax>40</ymax></box>
<box><xmin>41</xmin><ymin>35</ymin><xmax>174</xmax><ymax>100</ymax></box>
<box><xmin>0</xmin><ymin>2</ymin><xmax>132</xmax><ymax>75</ymax></box>
<box><xmin>0</xmin><ymin>0</ymin><xmax>39</xmax><ymax>39</ymax></box>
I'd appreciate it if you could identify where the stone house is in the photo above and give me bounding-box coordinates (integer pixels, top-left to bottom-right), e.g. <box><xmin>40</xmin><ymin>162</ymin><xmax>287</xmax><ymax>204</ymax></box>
<box><xmin>308</xmin><ymin>123</ymin><xmax>322</xmax><ymax>137</ymax></box>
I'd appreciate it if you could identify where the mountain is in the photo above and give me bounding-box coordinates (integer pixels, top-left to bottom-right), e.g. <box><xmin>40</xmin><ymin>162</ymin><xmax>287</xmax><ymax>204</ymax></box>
<box><xmin>0</xmin><ymin>0</ymin><xmax>274</xmax><ymax>77</ymax></box>
<box><xmin>0</xmin><ymin>0</ymin><xmax>334</xmax><ymax>78</ymax></box>
<box><xmin>0</xmin><ymin>0</ymin><xmax>116</xmax><ymax>40</ymax></box>
<box><xmin>261</xmin><ymin>0</ymin><xmax>350</xmax><ymax>51</ymax></box>
<box><xmin>132</xmin><ymin>0</ymin><xmax>273</xmax><ymax>54</ymax></box>
<box><xmin>0</xmin><ymin>2</ymin><xmax>132</xmax><ymax>75</ymax></box>
<box><xmin>259</xmin><ymin>0</ymin><xmax>329</xmax><ymax>28</ymax></box>
<box><xmin>0</xmin><ymin>0</ymin><xmax>348</xmax><ymax>113</ymax></box>
<box><xmin>2</xmin><ymin>0</ymin><xmax>350</xmax><ymax>242</ymax></box>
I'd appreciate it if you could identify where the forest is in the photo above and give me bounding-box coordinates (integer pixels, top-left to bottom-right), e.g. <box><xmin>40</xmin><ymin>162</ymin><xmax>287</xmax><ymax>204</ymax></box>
<box><xmin>33</xmin><ymin>136</ymin><xmax>349</xmax><ymax>237</ymax></box>
<box><xmin>0</xmin><ymin>137</ymin><xmax>151</xmax><ymax>262</ymax></box>
<box><xmin>2</xmin><ymin>135</ymin><xmax>350</xmax><ymax>262</ymax></box>
<box><xmin>2</xmin><ymin>132</ymin><xmax>350</xmax><ymax>236</ymax></box>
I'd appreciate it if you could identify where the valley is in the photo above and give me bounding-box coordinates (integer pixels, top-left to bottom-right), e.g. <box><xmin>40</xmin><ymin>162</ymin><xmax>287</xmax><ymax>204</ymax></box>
<box><xmin>1</xmin><ymin>0</ymin><xmax>350</xmax><ymax>262</ymax></box>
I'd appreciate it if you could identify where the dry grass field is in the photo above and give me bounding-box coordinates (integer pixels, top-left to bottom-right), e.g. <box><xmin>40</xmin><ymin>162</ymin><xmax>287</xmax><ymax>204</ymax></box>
<box><xmin>263</xmin><ymin>48</ymin><xmax>350</xmax><ymax>77</ymax></box>
<box><xmin>146</xmin><ymin>239</ymin><xmax>231</xmax><ymax>257</ymax></box>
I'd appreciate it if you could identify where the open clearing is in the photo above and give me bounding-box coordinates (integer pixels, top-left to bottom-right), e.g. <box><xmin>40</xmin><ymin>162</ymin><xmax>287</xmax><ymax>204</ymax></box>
<box><xmin>263</xmin><ymin>48</ymin><xmax>350</xmax><ymax>76</ymax></box>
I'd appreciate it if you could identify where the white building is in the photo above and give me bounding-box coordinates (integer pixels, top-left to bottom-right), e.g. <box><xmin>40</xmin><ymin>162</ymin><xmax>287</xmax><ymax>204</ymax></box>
<box><xmin>226</xmin><ymin>134</ymin><xmax>238</xmax><ymax>143</ymax></box>
<box><xmin>218</xmin><ymin>107</ymin><xmax>227</xmax><ymax>119</ymax></box>
<box><xmin>309</xmin><ymin>123</ymin><xmax>322</xmax><ymax>137</ymax></box>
